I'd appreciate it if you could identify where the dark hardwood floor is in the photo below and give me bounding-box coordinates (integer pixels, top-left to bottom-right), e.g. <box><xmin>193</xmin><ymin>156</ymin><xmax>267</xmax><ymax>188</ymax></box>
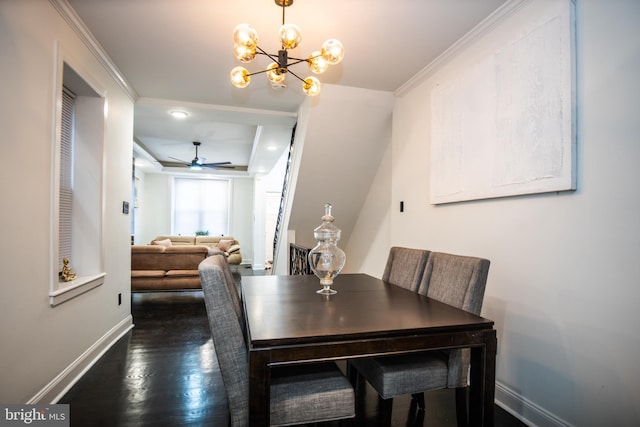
<box><xmin>60</xmin><ymin>267</ymin><xmax>527</xmax><ymax>426</ymax></box>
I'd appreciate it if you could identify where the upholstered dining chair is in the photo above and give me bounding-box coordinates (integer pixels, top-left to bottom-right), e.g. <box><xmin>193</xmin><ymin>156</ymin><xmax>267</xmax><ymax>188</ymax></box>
<box><xmin>205</xmin><ymin>248</ymin><xmax>244</xmax><ymax>332</ymax></box>
<box><xmin>198</xmin><ymin>255</ymin><xmax>355</xmax><ymax>427</ymax></box>
<box><xmin>382</xmin><ymin>247</ymin><xmax>430</xmax><ymax>291</ymax></box>
<box><xmin>350</xmin><ymin>251</ymin><xmax>490</xmax><ymax>426</ymax></box>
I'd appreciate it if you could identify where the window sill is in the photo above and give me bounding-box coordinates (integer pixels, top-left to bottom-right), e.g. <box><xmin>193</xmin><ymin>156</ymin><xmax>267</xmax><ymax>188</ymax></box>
<box><xmin>50</xmin><ymin>272</ymin><xmax>106</xmax><ymax>307</ymax></box>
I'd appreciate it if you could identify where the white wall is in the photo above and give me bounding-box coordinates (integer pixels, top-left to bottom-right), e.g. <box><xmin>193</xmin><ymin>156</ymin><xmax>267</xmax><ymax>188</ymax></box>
<box><xmin>348</xmin><ymin>0</ymin><xmax>640</xmax><ymax>425</ymax></box>
<box><xmin>0</xmin><ymin>0</ymin><xmax>134</xmax><ymax>402</ymax></box>
<box><xmin>231</xmin><ymin>178</ymin><xmax>254</xmax><ymax>265</ymax></box>
<box><xmin>341</xmin><ymin>140</ymin><xmax>392</xmax><ymax>277</ymax></box>
<box><xmin>253</xmin><ymin>148</ymin><xmax>289</xmax><ymax>270</ymax></box>
<box><xmin>136</xmin><ymin>173</ymin><xmax>172</xmax><ymax>244</ymax></box>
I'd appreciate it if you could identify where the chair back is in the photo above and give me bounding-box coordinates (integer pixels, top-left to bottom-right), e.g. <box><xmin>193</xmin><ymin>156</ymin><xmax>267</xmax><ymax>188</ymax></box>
<box><xmin>417</xmin><ymin>252</ymin><xmax>490</xmax><ymax>315</ymax></box>
<box><xmin>206</xmin><ymin>251</ymin><xmax>245</xmax><ymax>334</ymax></box>
<box><xmin>417</xmin><ymin>251</ymin><xmax>490</xmax><ymax>387</ymax></box>
<box><xmin>199</xmin><ymin>255</ymin><xmax>249</xmax><ymax>427</ymax></box>
<box><xmin>382</xmin><ymin>247</ymin><xmax>430</xmax><ymax>292</ymax></box>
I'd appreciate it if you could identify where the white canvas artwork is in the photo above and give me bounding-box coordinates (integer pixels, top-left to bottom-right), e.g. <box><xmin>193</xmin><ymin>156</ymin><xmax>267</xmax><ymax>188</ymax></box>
<box><xmin>430</xmin><ymin>0</ymin><xmax>576</xmax><ymax>204</ymax></box>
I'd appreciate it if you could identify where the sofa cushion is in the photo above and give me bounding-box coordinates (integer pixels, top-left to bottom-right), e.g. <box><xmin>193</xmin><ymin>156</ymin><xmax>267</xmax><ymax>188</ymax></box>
<box><xmin>166</xmin><ymin>269</ymin><xmax>199</xmax><ymax>278</ymax></box>
<box><xmin>131</xmin><ymin>270</ymin><xmax>166</xmax><ymax>278</ymax></box>
<box><xmin>132</xmin><ymin>245</ymin><xmax>166</xmax><ymax>254</ymax></box>
<box><xmin>131</xmin><ymin>245</ymin><xmax>166</xmax><ymax>270</ymax></box>
<box><xmin>152</xmin><ymin>238</ymin><xmax>172</xmax><ymax>247</ymax></box>
<box><xmin>154</xmin><ymin>235</ymin><xmax>196</xmax><ymax>245</ymax></box>
<box><xmin>217</xmin><ymin>239</ymin><xmax>234</xmax><ymax>252</ymax></box>
<box><xmin>195</xmin><ymin>236</ymin><xmax>238</xmax><ymax>247</ymax></box>
<box><xmin>162</xmin><ymin>246</ymin><xmax>209</xmax><ymax>270</ymax></box>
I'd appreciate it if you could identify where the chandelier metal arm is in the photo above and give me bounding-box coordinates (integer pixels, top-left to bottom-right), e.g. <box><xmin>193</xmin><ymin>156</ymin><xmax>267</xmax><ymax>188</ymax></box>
<box><xmin>285</xmin><ymin>67</ymin><xmax>305</xmax><ymax>83</ymax></box>
<box><xmin>244</xmin><ymin>68</ymin><xmax>272</xmax><ymax>78</ymax></box>
<box><xmin>285</xmin><ymin>56</ymin><xmax>311</xmax><ymax>65</ymax></box>
<box><xmin>288</xmin><ymin>51</ymin><xmax>322</xmax><ymax>62</ymax></box>
<box><xmin>245</xmin><ymin>60</ymin><xmax>306</xmax><ymax>83</ymax></box>
<box><xmin>255</xmin><ymin>46</ymin><xmax>280</xmax><ymax>64</ymax></box>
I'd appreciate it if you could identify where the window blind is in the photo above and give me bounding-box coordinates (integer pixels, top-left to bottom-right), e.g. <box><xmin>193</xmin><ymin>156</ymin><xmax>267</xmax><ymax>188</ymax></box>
<box><xmin>59</xmin><ymin>86</ymin><xmax>75</xmax><ymax>270</ymax></box>
<box><xmin>173</xmin><ymin>178</ymin><xmax>229</xmax><ymax>236</ymax></box>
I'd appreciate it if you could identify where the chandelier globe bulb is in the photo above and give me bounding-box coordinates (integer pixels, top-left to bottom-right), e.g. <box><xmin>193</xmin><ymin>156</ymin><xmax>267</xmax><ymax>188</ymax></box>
<box><xmin>321</xmin><ymin>39</ymin><xmax>344</xmax><ymax>65</ymax></box>
<box><xmin>279</xmin><ymin>23</ymin><xmax>302</xmax><ymax>49</ymax></box>
<box><xmin>233</xmin><ymin>24</ymin><xmax>258</xmax><ymax>48</ymax></box>
<box><xmin>308</xmin><ymin>51</ymin><xmax>328</xmax><ymax>74</ymax></box>
<box><xmin>230</xmin><ymin>67</ymin><xmax>251</xmax><ymax>88</ymax></box>
<box><xmin>266</xmin><ymin>62</ymin><xmax>287</xmax><ymax>84</ymax></box>
<box><xmin>233</xmin><ymin>44</ymin><xmax>256</xmax><ymax>62</ymax></box>
<box><xmin>302</xmin><ymin>76</ymin><xmax>321</xmax><ymax>96</ymax></box>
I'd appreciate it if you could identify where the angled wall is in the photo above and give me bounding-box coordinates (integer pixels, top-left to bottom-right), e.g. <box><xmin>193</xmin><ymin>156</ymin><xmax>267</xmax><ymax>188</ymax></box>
<box><xmin>286</xmin><ymin>84</ymin><xmax>394</xmax><ymax>266</ymax></box>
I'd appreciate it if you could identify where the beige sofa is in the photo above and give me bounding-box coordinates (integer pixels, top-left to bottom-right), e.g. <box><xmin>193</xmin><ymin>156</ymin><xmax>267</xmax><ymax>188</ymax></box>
<box><xmin>131</xmin><ymin>245</ymin><xmax>211</xmax><ymax>291</ymax></box>
<box><xmin>152</xmin><ymin>235</ymin><xmax>242</xmax><ymax>266</ymax></box>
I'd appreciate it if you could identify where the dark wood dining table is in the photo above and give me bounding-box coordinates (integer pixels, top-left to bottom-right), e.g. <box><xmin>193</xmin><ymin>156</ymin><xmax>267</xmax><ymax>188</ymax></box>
<box><xmin>241</xmin><ymin>273</ymin><xmax>497</xmax><ymax>426</ymax></box>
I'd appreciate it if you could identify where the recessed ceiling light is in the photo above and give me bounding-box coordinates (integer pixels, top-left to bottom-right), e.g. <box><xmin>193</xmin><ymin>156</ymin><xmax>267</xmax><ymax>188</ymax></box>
<box><xmin>266</xmin><ymin>145</ymin><xmax>278</xmax><ymax>151</ymax></box>
<box><xmin>169</xmin><ymin>110</ymin><xmax>189</xmax><ymax>119</ymax></box>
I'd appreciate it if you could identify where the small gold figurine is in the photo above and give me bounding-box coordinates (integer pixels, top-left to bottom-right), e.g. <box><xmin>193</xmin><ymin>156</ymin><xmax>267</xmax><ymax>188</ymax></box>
<box><xmin>59</xmin><ymin>258</ymin><xmax>77</xmax><ymax>282</ymax></box>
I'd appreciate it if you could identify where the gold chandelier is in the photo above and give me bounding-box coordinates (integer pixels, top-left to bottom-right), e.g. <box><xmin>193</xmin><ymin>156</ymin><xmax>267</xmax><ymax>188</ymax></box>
<box><xmin>230</xmin><ymin>0</ymin><xmax>344</xmax><ymax>96</ymax></box>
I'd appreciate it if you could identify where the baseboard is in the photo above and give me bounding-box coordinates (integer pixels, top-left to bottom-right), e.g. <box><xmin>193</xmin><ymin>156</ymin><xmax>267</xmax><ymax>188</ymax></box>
<box><xmin>495</xmin><ymin>381</ymin><xmax>572</xmax><ymax>427</ymax></box>
<box><xmin>28</xmin><ymin>315</ymin><xmax>134</xmax><ymax>404</ymax></box>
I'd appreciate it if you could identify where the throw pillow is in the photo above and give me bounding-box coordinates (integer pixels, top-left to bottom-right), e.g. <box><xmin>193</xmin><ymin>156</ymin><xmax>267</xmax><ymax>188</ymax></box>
<box><xmin>152</xmin><ymin>238</ymin><xmax>172</xmax><ymax>247</ymax></box>
<box><xmin>217</xmin><ymin>239</ymin><xmax>234</xmax><ymax>252</ymax></box>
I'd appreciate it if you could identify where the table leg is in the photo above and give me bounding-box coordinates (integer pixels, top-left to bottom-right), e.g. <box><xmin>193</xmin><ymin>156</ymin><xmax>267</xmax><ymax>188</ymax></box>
<box><xmin>248</xmin><ymin>350</ymin><xmax>271</xmax><ymax>426</ymax></box>
<box><xmin>469</xmin><ymin>330</ymin><xmax>497</xmax><ymax>426</ymax></box>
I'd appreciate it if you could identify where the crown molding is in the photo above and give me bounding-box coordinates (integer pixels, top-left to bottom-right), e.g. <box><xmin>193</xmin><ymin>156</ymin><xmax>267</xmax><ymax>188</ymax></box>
<box><xmin>49</xmin><ymin>0</ymin><xmax>138</xmax><ymax>101</ymax></box>
<box><xmin>395</xmin><ymin>0</ymin><xmax>530</xmax><ymax>96</ymax></box>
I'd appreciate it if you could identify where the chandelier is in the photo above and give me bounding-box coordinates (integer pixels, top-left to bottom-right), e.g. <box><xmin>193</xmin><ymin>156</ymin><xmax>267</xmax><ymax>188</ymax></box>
<box><xmin>230</xmin><ymin>0</ymin><xmax>344</xmax><ymax>96</ymax></box>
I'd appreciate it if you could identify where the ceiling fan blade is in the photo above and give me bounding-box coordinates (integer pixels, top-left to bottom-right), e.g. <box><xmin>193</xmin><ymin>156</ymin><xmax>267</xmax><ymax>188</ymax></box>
<box><xmin>169</xmin><ymin>156</ymin><xmax>189</xmax><ymax>164</ymax></box>
<box><xmin>160</xmin><ymin>160</ymin><xmax>189</xmax><ymax>168</ymax></box>
<box><xmin>202</xmin><ymin>163</ymin><xmax>248</xmax><ymax>171</ymax></box>
<box><xmin>165</xmin><ymin>143</ymin><xmax>245</xmax><ymax>171</ymax></box>
<box><xmin>201</xmin><ymin>161</ymin><xmax>232</xmax><ymax>167</ymax></box>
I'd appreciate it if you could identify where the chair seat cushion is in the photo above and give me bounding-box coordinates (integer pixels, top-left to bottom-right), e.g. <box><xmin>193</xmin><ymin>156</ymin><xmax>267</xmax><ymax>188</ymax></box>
<box><xmin>351</xmin><ymin>352</ymin><xmax>449</xmax><ymax>399</ymax></box>
<box><xmin>270</xmin><ymin>362</ymin><xmax>355</xmax><ymax>426</ymax></box>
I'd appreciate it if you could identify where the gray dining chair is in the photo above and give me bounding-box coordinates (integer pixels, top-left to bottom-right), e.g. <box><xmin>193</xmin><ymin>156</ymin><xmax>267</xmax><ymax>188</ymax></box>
<box><xmin>350</xmin><ymin>251</ymin><xmax>490</xmax><ymax>426</ymax></box>
<box><xmin>382</xmin><ymin>246</ymin><xmax>430</xmax><ymax>291</ymax></box>
<box><xmin>198</xmin><ymin>255</ymin><xmax>355</xmax><ymax>427</ymax></box>
<box><xmin>205</xmin><ymin>248</ymin><xmax>246</xmax><ymax>335</ymax></box>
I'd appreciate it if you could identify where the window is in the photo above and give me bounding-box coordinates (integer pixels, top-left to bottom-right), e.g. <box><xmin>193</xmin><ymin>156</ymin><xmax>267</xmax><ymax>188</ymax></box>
<box><xmin>50</xmin><ymin>58</ymin><xmax>106</xmax><ymax>306</ymax></box>
<box><xmin>58</xmin><ymin>87</ymin><xmax>75</xmax><ymax>269</ymax></box>
<box><xmin>173</xmin><ymin>178</ymin><xmax>230</xmax><ymax>236</ymax></box>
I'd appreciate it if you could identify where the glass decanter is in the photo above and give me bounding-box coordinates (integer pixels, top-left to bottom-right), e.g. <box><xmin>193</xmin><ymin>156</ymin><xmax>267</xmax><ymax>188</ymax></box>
<box><xmin>308</xmin><ymin>203</ymin><xmax>346</xmax><ymax>295</ymax></box>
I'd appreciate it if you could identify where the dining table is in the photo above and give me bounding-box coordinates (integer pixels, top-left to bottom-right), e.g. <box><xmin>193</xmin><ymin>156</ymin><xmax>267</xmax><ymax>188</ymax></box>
<box><xmin>241</xmin><ymin>273</ymin><xmax>497</xmax><ymax>426</ymax></box>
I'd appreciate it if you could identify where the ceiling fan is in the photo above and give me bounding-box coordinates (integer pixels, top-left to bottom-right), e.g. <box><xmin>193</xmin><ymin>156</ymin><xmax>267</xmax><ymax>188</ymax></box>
<box><xmin>161</xmin><ymin>141</ymin><xmax>248</xmax><ymax>171</ymax></box>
